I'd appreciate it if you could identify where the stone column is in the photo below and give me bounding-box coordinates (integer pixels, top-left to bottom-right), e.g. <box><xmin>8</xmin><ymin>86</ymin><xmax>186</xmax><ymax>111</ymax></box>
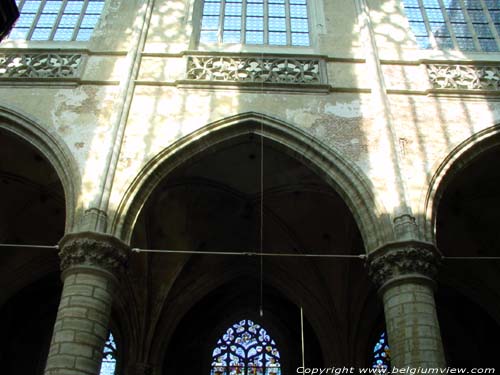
<box><xmin>367</xmin><ymin>241</ymin><xmax>446</xmax><ymax>368</ymax></box>
<box><xmin>44</xmin><ymin>232</ymin><xmax>128</xmax><ymax>375</ymax></box>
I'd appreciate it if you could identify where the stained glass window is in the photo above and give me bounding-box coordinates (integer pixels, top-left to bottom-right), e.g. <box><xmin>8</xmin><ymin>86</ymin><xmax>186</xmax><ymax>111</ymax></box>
<box><xmin>211</xmin><ymin>319</ymin><xmax>282</xmax><ymax>375</ymax></box>
<box><xmin>8</xmin><ymin>0</ymin><xmax>105</xmax><ymax>41</ymax></box>
<box><xmin>372</xmin><ymin>332</ymin><xmax>391</xmax><ymax>373</ymax></box>
<box><xmin>402</xmin><ymin>0</ymin><xmax>500</xmax><ymax>51</ymax></box>
<box><xmin>99</xmin><ymin>332</ymin><xmax>117</xmax><ymax>375</ymax></box>
<box><xmin>200</xmin><ymin>0</ymin><xmax>310</xmax><ymax>46</ymax></box>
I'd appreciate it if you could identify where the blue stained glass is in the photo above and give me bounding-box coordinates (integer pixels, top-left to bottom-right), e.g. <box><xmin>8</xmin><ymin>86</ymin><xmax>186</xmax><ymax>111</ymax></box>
<box><xmin>43</xmin><ymin>1</ymin><xmax>63</xmax><ymax>13</ymax></box>
<box><xmin>223</xmin><ymin>30</ymin><xmax>241</xmax><ymax>43</ymax></box>
<box><xmin>225</xmin><ymin>3</ymin><xmax>242</xmax><ymax>16</ymax></box>
<box><xmin>290</xmin><ymin>0</ymin><xmax>306</xmax><ymax>4</ymax></box>
<box><xmin>479</xmin><ymin>38</ymin><xmax>498</xmax><ymax>51</ymax></box>
<box><xmin>21</xmin><ymin>1</ymin><xmax>42</xmax><ymax>12</ymax></box>
<box><xmin>65</xmin><ymin>1</ymin><xmax>84</xmax><ymax>13</ymax></box>
<box><xmin>372</xmin><ymin>332</ymin><xmax>391</xmax><ymax>371</ymax></box>
<box><xmin>435</xmin><ymin>36</ymin><xmax>454</xmax><ymax>48</ymax></box>
<box><xmin>409</xmin><ymin>21</ymin><xmax>428</xmax><ymax>36</ymax></box>
<box><xmin>99</xmin><ymin>332</ymin><xmax>117</xmax><ymax>375</ymax></box>
<box><xmin>31</xmin><ymin>28</ymin><xmax>51</xmax><ymax>40</ymax></box>
<box><xmin>416</xmin><ymin>36</ymin><xmax>431</xmax><ymax>48</ymax></box>
<box><xmin>474</xmin><ymin>24</ymin><xmax>493</xmax><ymax>38</ymax></box>
<box><xmin>405</xmin><ymin>8</ymin><xmax>424</xmax><ymax>22</ymax></box>
<box><xmin>268</xmin><ymin>4</ymin><xmax>285</xmax><ymax>17</ymax></box>
<box><xmin>290</xmin><ymin>5</ymin><xmax>308</xmax><ymax>18</ymax></box>
<box><xmin>269</xmin><ymin>31</ymin><xmax>286</xmax><ymax>45</ymax></box>
<box><xmin>484</xmin><ymin>0</ymin><xmax>498</xmax><ymax>8</ymax></box>
<box><xmin>422</xmin><ymin>0</ymin><xmax>440</xmax><ymax>8</ymax></box>
<box><xmin>16</xmin><ymin>14</ymin><xmax>37</xmax><ymax>28</ymax></box>
<box><xmin>269</xmin><ymin>17</ymin><xmax>286</xmax><ymax>32</ymax></box>
<box><xmin>456</xmin><ymin>37</ymin><xmax>475</xmax><ymax>50</ymax></box>
<box><xmin>76</xmin><ymin>28</ymin><xmax>93</xmax><ymax>40</ymax></box>
<box><xmin>246</xmin><ymin>17</ymin><xmax>263</xmax><ymax>30</ymax></box>
<box><xmin>468</xmin><ymin>10</ymin><xmax>488</xmax><ymax>23</ymax></box>
<box><xmin>37</xmin><ymin>14</ymin><xmax>58</xmax><ymax>27</ymax></box>
<box><xmin>402</xmin><ymin>0</ymin><xmax>419</xmax><ymax>7</ymax></box>
<box><xmin>86</xmin><ymin>2</ymin><xmax>105</xmax><ymax>13</ymax></box>
<box><xmin>204</xmin><ymin>2</ymin><xmax>221</xmax><ymax>16</ymax></box>
<box><xmin>426</xmin><ymin>8</ymin><xmax>445</xmax><ymax>22</ymax></box>
<box><xmin>446</xmin><ymin>9</ymin><xmax>466</xmax><ymax>23</ymax></box>
<box><xmin>224</xmin><ymin>16</ymin><xmax>242</xmax><ymax>30</ymax></box>
<box><xmin>464</xmin><ymin>0</ymin><xmax>483</xmax><ymax>10</ymax></box>
<box><xmin>291</xmin><ymin>18</ymin><xmax>308</xmax><ymax>32</ymax></box>
<box><xmin>81</xmin><ymin>14</ymin><xmax>99</xmax><ymax>28</ymax></box>
<box><xmin>246</xmin><ymin>31</ymin><xmax>263</xmax><ymax>44</ymax></box>
<box><xmin>211</xmin><ymin>320</ymin><xmax>281</xmax><ymax>375</ymax></box>
<box><xmin>9</xmin><ymin>28</ymin><xmax>30</xmax><ymax>40</ymax></box>
<box><xmin>202</xmin><ymin>16</ymin><xmax>220</xmax><ymax>30</ymax></box>
<box><xmin>247</xmin><ymin>3</ymin><xmax>264</xmax><ymax>16</ymax></box>
<box><xmin>59</xmin><ymin>14</ymin><xmax>79</xmax><ymax>27</ymax></box>
<box><xmin>452</xmin><ymin>23</ymin><xmax>471</xmax><ymax>37</ymax></box>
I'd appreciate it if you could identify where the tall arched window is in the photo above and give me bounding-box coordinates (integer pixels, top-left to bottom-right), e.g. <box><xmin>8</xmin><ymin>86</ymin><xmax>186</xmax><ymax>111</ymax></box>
<box><xmin>200</xmin><ymin>0</ymin><xmax>310</xmax><ymax>46</ymax></box>
<box><xmin>211</xmin><ymin>319</ymin><xmax>282</xmax><ymax>375</ymax></box>
<box><xmin>99</xmin><ymin>332</ymin><xmax>118</xmax><ymax>375</ymax></box>
<box><xmin>372</xmin><ymin>332</ymin><xmax>391</xmax><ymax>372</ymax></box>
<box><xmin>9</xmin><ymin>0</ymin><xmax>105</xmax><ymax>41</ymax></box>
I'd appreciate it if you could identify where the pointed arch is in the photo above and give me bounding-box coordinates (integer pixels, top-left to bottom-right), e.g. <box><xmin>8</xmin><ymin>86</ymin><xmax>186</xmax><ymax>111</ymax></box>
<box><xmin>419</xmin><ymin>123</ymin><xmax>500</xmax><ymax>242</ymax></box>
<box><xmin>112</xmin><ymin>112</ymin><xmax>390</xmax><ymax>250</ymax></box>
<box><xmin>211</xmin><ymin>319</ymin><xmax>281</xmax><ymax>375</ymax></box>
<box><xmin>0</xmin><ymin>104</ymin><xmax>80</xmax><ymax>232</ymax></box>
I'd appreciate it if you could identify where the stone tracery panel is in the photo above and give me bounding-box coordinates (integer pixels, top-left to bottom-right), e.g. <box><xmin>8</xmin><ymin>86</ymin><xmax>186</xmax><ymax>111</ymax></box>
<box><xmin>186</xmin><ymin>55</ymin><xmax>325</xmax><ymax>85</ymax></box>
<box><xmin>0</xmin><ymin>53</ymin><xmax>83</xmax><ymax>79</ymax></box>
<box><xmin>427</xmin><ymin>64</ymin><xmax>500</xmax><ymax>91</ymax></box>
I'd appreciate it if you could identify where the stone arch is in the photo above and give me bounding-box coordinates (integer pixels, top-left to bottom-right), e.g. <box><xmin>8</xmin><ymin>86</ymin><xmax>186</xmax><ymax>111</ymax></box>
<box><xmin>419</xmin><ymin>123</ymin><xmax>500</xmax><ymax>243</ymax></box>
<box><xmin>0</xmin><ymin>104</ymin><xmax>80</xmax><ymax>232</ymax></box>
<box><xmin>112</xmin><ymin>112</ymin><xmax>391</xmax><ymax>250</ymax></box>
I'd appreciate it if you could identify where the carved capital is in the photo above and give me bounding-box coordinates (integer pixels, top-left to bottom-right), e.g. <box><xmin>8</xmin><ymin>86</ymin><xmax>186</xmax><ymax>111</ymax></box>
<box><xmin>58</xmin><ymin>232</ymin><xmax>129</xmax><ymax>276</ymax></box>
<box><xmin>367</xmin><ymin>241</ymin><xmax>442</xmax><ymax>289</ymax></box>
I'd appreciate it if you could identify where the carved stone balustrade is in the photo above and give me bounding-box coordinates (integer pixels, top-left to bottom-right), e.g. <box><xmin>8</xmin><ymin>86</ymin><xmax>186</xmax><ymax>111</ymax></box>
<box><xmin>182</xmin><ymin>54</ymin><xmax>328</xmax><ymax>92</ymax></box>
<box><xmin>0</xmin><ymin>53</ymin><xmax>84</xmax><ymax>81</ymax></box>
<box><xmin>427</xmin><ymin>64</ymin><xmax>500</xmax><ymax>91</ymax></box>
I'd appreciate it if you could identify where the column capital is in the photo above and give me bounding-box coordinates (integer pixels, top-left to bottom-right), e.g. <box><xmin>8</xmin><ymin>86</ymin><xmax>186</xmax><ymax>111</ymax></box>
<box><xmin>366</xmin><ymin>240</ymin><xmax>442</xmax><ymax>290</ymax></box>
<box><xmin>58</xmin><ymin>231</ymin><xmax>129</xmax><ymax>278</ymax></box>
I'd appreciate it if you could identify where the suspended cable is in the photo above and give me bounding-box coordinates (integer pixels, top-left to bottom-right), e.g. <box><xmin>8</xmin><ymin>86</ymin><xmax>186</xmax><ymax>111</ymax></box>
<box><xmin>0</xmin><ymin>243</ymin><xmax>58</xmax><ymax>249</ymax></box>
<box><xmin>131</xmin><ymin>247</ymin><xmax>366</xmax><ymax>258</ymax></box>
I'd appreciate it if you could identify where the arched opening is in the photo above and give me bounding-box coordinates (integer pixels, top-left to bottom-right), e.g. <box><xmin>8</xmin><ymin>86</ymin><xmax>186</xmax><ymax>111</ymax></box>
<box><xmin>435</xmin><ymin>143</ymin><xmax>500</xmax><ymax>368</ymax></box>
<box><xmin>0</xmin><ymin>128</ymin><xmax>67</xmax><ymax>374</ymax></box>
<box><xmin>125</xmin><ymin>121</ymin><xmax>381</xmax><ymax>370</ymax></box>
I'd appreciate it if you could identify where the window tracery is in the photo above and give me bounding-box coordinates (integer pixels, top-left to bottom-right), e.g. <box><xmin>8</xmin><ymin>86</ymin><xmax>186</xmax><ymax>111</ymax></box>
<box><xmin>211</xmin><ymin>319</ymin><xmax>282</xmax><ymax>375</ymax></box>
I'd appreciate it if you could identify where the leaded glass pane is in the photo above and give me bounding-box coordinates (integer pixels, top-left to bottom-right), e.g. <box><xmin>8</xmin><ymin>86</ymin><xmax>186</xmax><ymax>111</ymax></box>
<box><xmin>292</xmin><ymin>32</ymin><xmax>309</xmax><ymax>46</ymax></box>
<box><xmin>9</xmin><ymin>0</ymin><xmax>105</xmax><ymax>41</ymax></box>
<box><xmin>211</xmin><ymin>320</ymin><xmax>282</xmax><ymax>375</ymax></box>
<box><xmin>200</xmin><ymin>0</ymin><xmax>310</xmax><ymax>46</ymax></box>
<box><xmin>372</xmin><ymin>332</ymin><xmax>391</xmax><ymax>371</ymax></box>
<box><xmin>223</xmin><ymin>30</ymin><xmax>241</xmax><ymax>43</ymax></box>
<box><xmin>246</xmin><ymin>31</ymin><xmax>264</xmax><ymax>44</ymax></box>
<box><xmin>402</xmin><ymin>0</ymin><xmax>500</xmax><ymax>52</ymax></box>
<box><xmin>246</xmin><ymin>17</ymin><xmax>264</xmax><ymax>30</ymax></box>
<box><xmin>99</xmin><ymin>332</ymin><xmax>117</xmax><ymax>375</ymax></box>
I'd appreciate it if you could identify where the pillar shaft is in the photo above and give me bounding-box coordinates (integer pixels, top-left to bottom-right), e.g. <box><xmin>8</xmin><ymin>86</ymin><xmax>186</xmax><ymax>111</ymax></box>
<box><xmin>45</xmin><ymin>232</ymin><xmax>128</xmax><ymax>375</ymax></box>
<box><xmin>368</xmin><ymin>242</ymin><xmax>445</xmax><ymax>368</ymax></box>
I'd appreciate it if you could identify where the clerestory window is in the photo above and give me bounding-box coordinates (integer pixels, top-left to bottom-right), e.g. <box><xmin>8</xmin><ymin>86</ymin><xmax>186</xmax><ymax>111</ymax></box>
<box><xmin>402</xmin><ymin>0</ymin><xmax>500</xmax><ymax>52</ymax></box>
<box><xmin>372</xmin><ymin>332</ymin><xmax>391</xmax><ymax>372</ymax></box>
<box><xmin>99</xmin><ymin>331</ymin><xmax>118</xmax><ymax>375</ymax></box>
<box><xmin>199</xmin><ymin>0</ymin><xmax>310</xmax><ymax>46</ymax></box>
<box><xmin>211</xmin><ymin>319</ymin><xmax>282</xmax><ymax>375</ymax></box>
<box><xmin>8</xmin><ymin>0</ymin><xmax>105</xmax><ymax>41</ymax></box>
